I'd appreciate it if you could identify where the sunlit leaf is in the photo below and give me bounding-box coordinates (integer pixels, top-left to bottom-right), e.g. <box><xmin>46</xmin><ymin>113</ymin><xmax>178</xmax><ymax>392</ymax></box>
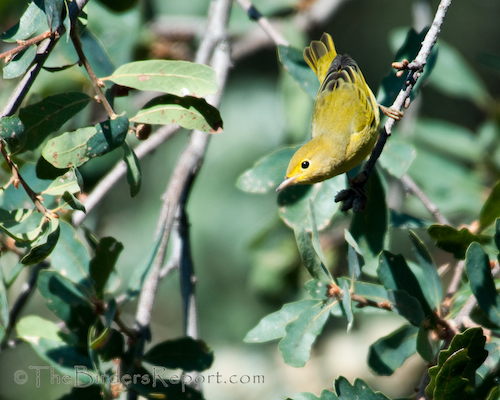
<box><xmin>131</xmin><ymin>94</ymin><xmax>223</xmax><ymax>134</ymax></box>
<box><xmin>3</xmin><ymin>46</ymin><xmax>37</xmax><ymax>79</ymax></box>
<box><xmin>244</xmin><ymin>300</ymin><xmax>321</xmax><ymax>343</ymax></box>
<box><xmin>102</xmin><ymin>60</ymin><xmax>218</xmax><ymax>98</ymax></box>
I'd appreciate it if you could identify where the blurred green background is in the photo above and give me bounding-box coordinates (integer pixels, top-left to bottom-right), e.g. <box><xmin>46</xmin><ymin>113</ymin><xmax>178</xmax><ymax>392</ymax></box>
<box><xmin>1</xmin><ymin>0</ymin><xmax>500</xmax><ymax>399</ymax></box>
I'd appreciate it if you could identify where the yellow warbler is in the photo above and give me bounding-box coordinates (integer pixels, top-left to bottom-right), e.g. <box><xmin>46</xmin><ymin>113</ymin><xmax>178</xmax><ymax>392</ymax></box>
<box><xmin>277</xmin><ymin>33</ymin><xmax>380</xmax><ymax>191</ymax></box>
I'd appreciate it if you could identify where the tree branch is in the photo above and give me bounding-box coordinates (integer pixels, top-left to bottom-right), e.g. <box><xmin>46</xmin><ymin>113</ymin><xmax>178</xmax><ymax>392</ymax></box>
<box><xmin>0</xmin><ymin>261</ymin><xmax>49</xmax><ymax>351</ymax></box>
<box><xmin>0</xmin><ymin>0</ymin><xmax>89</xmax><ymax>118</ymax></box>
<box><xmin>401</xmin><ymin>173</ymin><xmax>450</xmax><ymax>225</ymax></box>
<box><xmin>336</xmin><ymin>0</ymin><xmax>453</xmax><ymax>212</ymax></box>
<box><xmin>131</xmin><ymin>0</ymin><xmax>232</xmax><ymax>360</ymax></box>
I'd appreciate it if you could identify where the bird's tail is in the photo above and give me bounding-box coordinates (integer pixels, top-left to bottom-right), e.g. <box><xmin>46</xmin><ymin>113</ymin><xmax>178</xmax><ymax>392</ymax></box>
<box><xmin>303</xmin><ymin>32</ymin><xmax>337</xmax><ymax>83</ymax></box>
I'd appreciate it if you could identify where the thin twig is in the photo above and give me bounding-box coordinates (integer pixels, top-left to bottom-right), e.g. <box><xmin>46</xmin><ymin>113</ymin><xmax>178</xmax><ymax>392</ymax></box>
<box><xmin>70</xmin><ymin>29</ymin><xmax>117</xmax><ymax>119</ymax></box>
<box><xmin>0</xmin><ymin>262</ymin><xmax>49</xmax><ymax>351</ymax></box>
<box><xmin>234</xmin><ymin>0</ymin><xmax>289</xmax><ymax>47</ymax></box>
<box><xmin>72</xmin><ymin>124</ymin><xmax>180</xmax><ymax>227</ymax></box>
<box><xmin>0</xmin><ymin>30</ymin><xmax>52</xmax><ymax>61</ymax></box>
<box><xmin>442</xmin><ymin>260</ymin><xmax>465</xmax><ymax>312</ymax></box>
<box><xmin>132</xmin><ymin>0</ymin><xmax>232</xmax><ymax>353</ymax></box>
<box><xmin>0</xmin><ymin>139</ymin><xmax>51</xmax><ymax>216</ymax></box>
<box><xmin>0</xmin><ymin>0</ymin><xmax>89</xmax><ymax>118</ymax></box>
<box><xmin>401</xmin><ymin>174</ymin><xmax>450</xmax><ymax>225</ymax></box>
<box><xmin>350</xmin><ymin>293</ymin><xmax>392</xmax><ymax>311</ymax></box>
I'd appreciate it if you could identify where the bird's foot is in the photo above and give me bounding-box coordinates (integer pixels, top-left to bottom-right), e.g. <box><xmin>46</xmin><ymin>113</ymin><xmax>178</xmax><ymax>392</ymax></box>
<box><xmin>335</xmin><ymin>172</ymin><xmax>368</xmax><ymax>213</ymax></box>
<box><xmin>379</xmin><ymin>104</ymin><xmax>404</xmax><ymax>121</ymax></box>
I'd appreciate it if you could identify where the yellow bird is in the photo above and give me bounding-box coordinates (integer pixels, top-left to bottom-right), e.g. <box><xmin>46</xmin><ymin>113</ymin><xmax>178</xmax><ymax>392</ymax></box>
<box><xmin>277</xmin><ymin>33</ymin><xmax>382</xmax><ymax>191</ymax></box>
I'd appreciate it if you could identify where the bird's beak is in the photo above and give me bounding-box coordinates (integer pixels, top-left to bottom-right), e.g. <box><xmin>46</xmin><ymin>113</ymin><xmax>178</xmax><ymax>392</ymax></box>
<box><xmin>276</xmin><ymin>176</ymin><xmax>296</xmax><ymax>192</ymax></box>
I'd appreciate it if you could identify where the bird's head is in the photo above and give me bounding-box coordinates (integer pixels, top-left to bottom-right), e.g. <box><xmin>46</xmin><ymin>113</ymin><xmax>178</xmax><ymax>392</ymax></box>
<box><xmin>276</xmin><ymin>140</ymin><xmax>334</xmax><ymax>191</ymax></box>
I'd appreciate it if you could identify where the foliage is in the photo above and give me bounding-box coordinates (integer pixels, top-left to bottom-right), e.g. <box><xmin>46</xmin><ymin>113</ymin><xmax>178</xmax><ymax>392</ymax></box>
<box><xmin>1</xmin><ymin>1</ymin><xmax>500</xmax><ymax>400</ymax></box>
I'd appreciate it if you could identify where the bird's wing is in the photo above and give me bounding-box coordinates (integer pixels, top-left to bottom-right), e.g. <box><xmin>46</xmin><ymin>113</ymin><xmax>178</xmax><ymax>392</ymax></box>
<box><xmin>311</xmin><ymin>54</ymin><xmax>379</xmax><ymax>143</ymax></box>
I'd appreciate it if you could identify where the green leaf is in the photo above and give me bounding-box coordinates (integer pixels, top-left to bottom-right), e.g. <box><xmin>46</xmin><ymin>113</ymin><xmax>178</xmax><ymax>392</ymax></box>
<box><xmin>0</xmin><ymin>209</ymin><xmax>43</xmax><ymax>243</ymax></box>
<box><xmin>244</xmin><ymin>300</ymin><xmax>321</xmax><ymax>343</ymax></box>
<box><xmin>3</xmin><ymin>45</ymin><xmax>37</xmax><ymax>79</ymax></box>
<box><xmin>45</xmin><ymin>0</ymin><xmax>64</xmax><ymax>31</ymax></box>
<box><xmin>17</xmin><ymin>316</ymin><xmax>94</xmax><ymax>381</ymax></box>
<box><xmin>50</xmin><ymin>221</ymin><xmax>91</xmax><ymax>285</ymax></box>
<box><xmin>89</xmin><ymin>237</ymin><xmax>123</xmax><ymax>298</ymax></box>
<box><xmin>388</xmin><ymin>290</ymin><xmax>426</xmax><ymax>326</ymax></box>
<box><xmin>413</xmin><ymin>119</ymin><xmax>483</xmax><ymax>164</ymax></box>
<box><xmin>426</xmin><ymin>328</ymin><xmax>487</xmax><ymax>399</ymax></box>
<box><xmin>480</xmin><ymin>180</ymin><xmax>500</xmax><ymax>232</ymax></box>
<box><xmin>390</xmin><ymin>210</ymin><xmax>430</xmax><ymax>229</ymax></box>
<box><xmin>378</xmin><ymin>141</ymin><xmax>416</xmax><ymax>178</ymax></box>
<box><xmin>287</xmin><ymin>390</ymin><xmax>339</xmax><ymax>400</ymax></box>
<box><xmin>1</xmin><ymin>0</ymin><xmax>46</xmax><ymax>42</ymax></box>
<box><xmin>350</xmin><ymin>168</ymin><xmax>389</xmax><ymax>275</ymax></box>
<box><xmin>409</xmin><ymin>230</ymin><xmax>443</xmax><ymax>311</ymax></box>
<box><xmin>368</xmin><ymin>324</ymin><xmax>418</xmax><ymax>376</ymax></box>
<box><xmin>378</xmin><ymin>251</ymin><xmax>433</xmax><ymax>323</ymax></box>
<box><xmin>87</xmin><ymin>114</ymin><xmax>129</xmax><ymax>158</ymax></box>
<box><xmin>378</xmin><ymin>27</ymin><xmax>437</xmax><ymax>106</ymax></box>
<box><xmin>348</xmin><ymin>279</ymin><xmax>389</xmax><ymax>304</ymax></box>
<box><xmin>102</xmin><ymin>60</ymin><xmax>218</xmax><ymax>98</ymax></box>
<box><xmin>309</xmin><ymin>201</ymin><xmax>327</xmax><ymax>267</ymax></box>
<box><xmin>121</xmin><ymin>142</ymin><xmax>141</xmax><ymax>197</ymax></box>
<box><xmin>0</xmin><ymin>115</ymin><xmax>26</xmax><ymax>154</ymax></box>
<box><xmin>417</xmin><ymin>322</ymin><xmax>435</xmax><ymax>362</ymax></box>
<box><xmin>124</xmin><ymin>224</ymin><xmax>164</xmax><ymax>302</ymax></box>
<box><xmin>131</xmin><ymin>94</ymin><xmax>223</xmax><ymax>134</ymax></box>
<box><xmin>42</xmin><ymin>126</ymin><xmax>96</xmax><ymax>168</ymax></box>
<box><xmin>21</xmin><ymin>218</ymin><xmax>60</xmax><ymax>265</ymax></box>
<box><xmin>428</xmin><ymin>225</ymin><xmax>481</xmax><ymax>260</ymax></box>
<box><xmin>278</xmin><ymin>300</ymin><xmax>332</xmax><ymax>367</ymax></box>
<box><xmin>342</xmin><ymin>280</ymin><xmax>353</xmax><ymax>332</ymax></box>
<box><xmin>465</xmin><ymin>242</ymin><xmax>500</xmax><ymax>327</ymax></box>
<box><xmin>294</xmin><ymin>224</ymin><xmax>332</xmax><ymax>283</ymax></box>
<box><xmin>42</xmin><ymin>114</ymin><xmax>129</xmax><ymax>168</ymax></box>
<box><xmin>40</xmin><ymin>168</ymin><xmax>81</xmax><ymax>196</ymax></box>
<box><xmin>0</xmin><ymin>277</ymin><xmax>9</xmax><ymax>328</ymax></box>
<box><xmin>80</xmin><ymin>28</ymin><xmax>115</xmax><ymax>77</ymax></box>
<box><xmin>142</xmin><ymin>337</ymin><xmax>214</xmax><ymax>372</ymax></box>
<box><xmin>236</xmin><ymin>145</ymin><xmax>301</xmax><ymax>194</ymax></box>
<box><xmin>304</xmin><ymin>279</ymin><xmax>329</xmax><ymax>300</ymax></box>
<box><xmin>19</xmin><ymin>92</ymin><xmax>92</xmax><ymax>152</ymax></box>
<box><xmin>428</xmin><ymin>41</ymin><xmax>491</xmax><ymax>108</ymax></box>
<box><xmin>279</xmin><ymin>175</ymin><xmax>345</xmax><ymax>230</ymax></box>
<box><xmin>335</xmin><ymin>376</ymin><xmax>390</xmax><ymax>400</ymax></box>
<box><xmin>37</xmin><ymin>271</ymin><xmax>95</xmax><ymax>344</ymax></box>
<box><xmin>61</xmin><ymin>191</ymin><xmax>86</xmax><ymax>212</ymax></box>
<box><xmin>277</xmin><ymin>45</ymin><xmax>320</xmax><ymax>99</ymax></box>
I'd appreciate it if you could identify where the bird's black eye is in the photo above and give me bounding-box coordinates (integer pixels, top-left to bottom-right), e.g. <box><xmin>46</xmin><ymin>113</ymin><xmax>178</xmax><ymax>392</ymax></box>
<box><xmin>301</xmin><ymin>161</ymin><xmax>310</xmax><ymax>169</ymax></box>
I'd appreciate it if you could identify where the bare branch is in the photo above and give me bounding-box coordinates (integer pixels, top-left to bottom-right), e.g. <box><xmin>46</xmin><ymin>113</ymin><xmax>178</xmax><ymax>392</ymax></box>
<box><xmin>401</xmin><ymin>174</ymin><xmax>450</xmax><ymax>225</ymax></box>
<box><xmin>337</xmin><ymin>0</ymin><xmax>453</xmax><ymax>212</ymax></box>
<box><xmin>133</xmin><ymin>0</ymin><xmax>232</xmax><ymax>339</ymax></box>
<box><xmin>0</xmin><ymin>262</ymin><xmax>49</xmax><ymax>351</ymax></box>
<box><xmin>0</xmin><ymin>30</ymin><xmax>52</xmax><ymax>62</ymax></box>
<box><xmin>234</xmin><ymin>0</ymin><xmax>289</xmax><ymax>47</ymax></box>
<box><xmin>70</xmin><ymin>29</ymin><xmax>117</xmax><ymax>119</ymax></box>
<box><xmin>0</xmin><ymin>0</ymin><xmax>89</xmax><ymax>118</ymax></box>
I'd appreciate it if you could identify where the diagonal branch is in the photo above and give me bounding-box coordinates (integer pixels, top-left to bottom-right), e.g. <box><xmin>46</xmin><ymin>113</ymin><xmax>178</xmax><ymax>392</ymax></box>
<box><xmin>131</xmin><ymin>0</ymin><xmax>232</xmax><ymax>359</ymax></box>
<box><xmin>0</xmin><ymin>0</ymin><xmax>89</xmax><ymax>118</ymax></box>
<box><xmin>337</xmin><ymin>0</ymin><xmax>453</xmax><ymax>212</ymax></box>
